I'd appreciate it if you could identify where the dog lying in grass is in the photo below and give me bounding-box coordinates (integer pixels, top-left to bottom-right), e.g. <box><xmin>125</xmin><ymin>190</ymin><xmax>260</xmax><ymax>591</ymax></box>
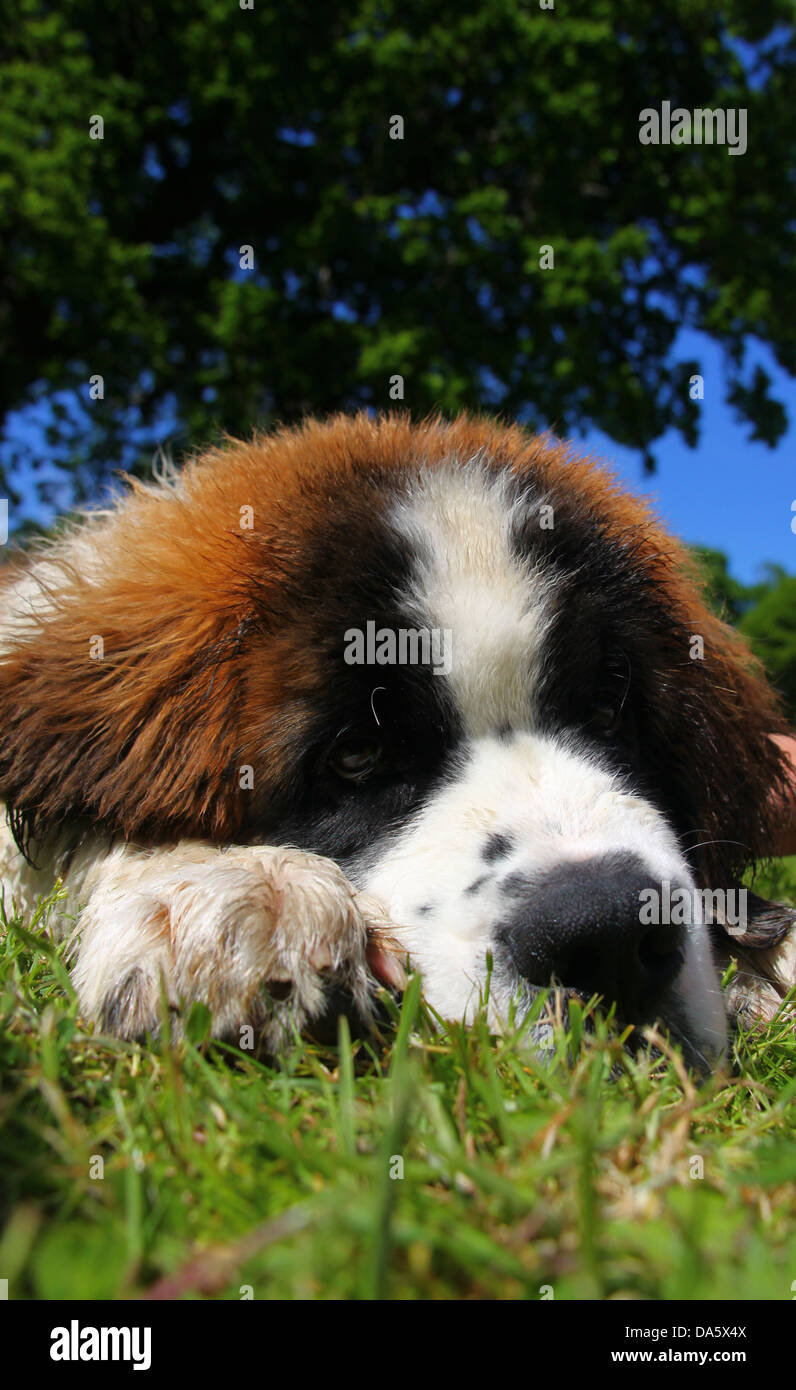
<box><xmin>1</xmin><ymin>413</ymin><xmax>794</xmax><ymax>1065</ymax></box>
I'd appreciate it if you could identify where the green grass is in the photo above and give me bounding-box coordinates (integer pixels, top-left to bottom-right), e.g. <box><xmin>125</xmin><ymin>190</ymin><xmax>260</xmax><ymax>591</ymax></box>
<box><xmin>1</xmin><ymin>865</ymin><xmax>796</xmax><ymax>1302</ymax></box>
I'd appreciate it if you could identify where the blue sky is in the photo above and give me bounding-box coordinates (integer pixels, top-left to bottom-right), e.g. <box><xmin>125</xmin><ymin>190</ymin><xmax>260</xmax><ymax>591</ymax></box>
<box><xmin>579</xmin><ymin>329</ymin><xmax>796</xmax><ymax>585</ymax></box>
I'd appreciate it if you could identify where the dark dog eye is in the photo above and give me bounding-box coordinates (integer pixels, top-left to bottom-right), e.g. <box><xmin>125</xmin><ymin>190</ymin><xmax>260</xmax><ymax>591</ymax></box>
<box><xmin>329</xmin><ymin>738</ymin><xmax>384</xmax><ymax>782</ymax></box>
<box><xmin>588</xmin><ymin>651</ymin><xmax>631</xmax><ymax>739</ymax></box>
<box><xmin>590</xmin><ymin>702</ymin><xmax>621</xmax><ymax>737</ymax></box>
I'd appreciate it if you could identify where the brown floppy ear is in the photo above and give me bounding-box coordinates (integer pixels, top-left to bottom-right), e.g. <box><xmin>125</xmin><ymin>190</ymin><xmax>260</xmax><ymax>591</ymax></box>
<box><xmin>643</xmin><ymin>547</ymin><xmax>796</xmax><ymax>891</ymax></box>
<box><xmin>535</xmin><ymin>438</ymin><xmax>796</xmax><ymax>895</ymax></box>
<box><xmin>0</xmin><ymin>496</ymin><xmax>253</xmax><ymax>854</ymax></box>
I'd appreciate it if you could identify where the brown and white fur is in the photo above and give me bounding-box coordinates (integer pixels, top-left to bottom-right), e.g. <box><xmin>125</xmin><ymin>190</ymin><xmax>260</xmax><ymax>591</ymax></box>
<box><xmin>1</xmin><ymin>414</ymin><xmax>794</xmax><ymax>1065</ymax></box>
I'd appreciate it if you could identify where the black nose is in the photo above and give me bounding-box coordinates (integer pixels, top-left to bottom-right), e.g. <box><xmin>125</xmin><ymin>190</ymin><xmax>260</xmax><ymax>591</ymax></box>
<box><xmin>498</xmin><ymin>852</ymin><xmax>685</xmax><ymax>1019</ymax></box>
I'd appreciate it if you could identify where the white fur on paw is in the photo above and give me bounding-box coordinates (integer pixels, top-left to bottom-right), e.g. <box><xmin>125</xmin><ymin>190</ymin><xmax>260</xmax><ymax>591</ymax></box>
<box><xmin>72</xmin><ymin>842</ymin><xmax>402</xmax><ymax>1046</ymax></box>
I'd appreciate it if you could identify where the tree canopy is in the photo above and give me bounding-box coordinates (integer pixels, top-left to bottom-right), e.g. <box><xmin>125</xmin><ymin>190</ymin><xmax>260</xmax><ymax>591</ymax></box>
<box><xmin>1</xmin><ymin>0</ymin><xmax>795</xmax><ymax>511</ymax></box>
<box><xmin>695</xmin><ymin>547</ymin><xmax>796</xmax><ymax>720</ymax></box>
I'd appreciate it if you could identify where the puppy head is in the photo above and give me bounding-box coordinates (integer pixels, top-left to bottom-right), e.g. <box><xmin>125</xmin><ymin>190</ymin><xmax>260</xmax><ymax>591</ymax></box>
<box><xmin>1</xmin><ymin>413</ymin><xmax>792</xmax><ymax>1060</ymax></box>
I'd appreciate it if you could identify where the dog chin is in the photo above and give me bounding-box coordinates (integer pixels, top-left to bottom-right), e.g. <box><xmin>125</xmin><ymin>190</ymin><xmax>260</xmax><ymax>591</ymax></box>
<box><xmin>441</xmin><ymin>973</ymin><xmax>726</xmax><ymax>1073</ymax></box>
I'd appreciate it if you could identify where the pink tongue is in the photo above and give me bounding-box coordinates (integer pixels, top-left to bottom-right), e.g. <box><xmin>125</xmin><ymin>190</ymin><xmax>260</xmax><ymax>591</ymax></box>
<box><xmin>366</xmin><ymin>943</ymin><xmax>407</xmax><ymax>991</ymax></box>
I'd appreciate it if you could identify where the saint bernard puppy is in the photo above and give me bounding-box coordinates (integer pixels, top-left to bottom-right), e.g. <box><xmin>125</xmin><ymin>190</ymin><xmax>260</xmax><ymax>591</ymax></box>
<box><xmin>0</xmin><ymin>413</ymin><xmax>794</xmax><ymax>1067</ymax></box>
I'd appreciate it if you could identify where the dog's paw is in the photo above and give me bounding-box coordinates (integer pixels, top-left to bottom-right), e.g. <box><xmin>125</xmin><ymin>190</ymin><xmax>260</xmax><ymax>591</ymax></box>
<box><xmin>721</xmin><ymin>931</ymin><xmax>796</xmax><ymax>1032</ymax></box>
<box><xmin>72</xmin><ymin>843</ymin><xmax>405</xmax><ymax>1047</ymax></box>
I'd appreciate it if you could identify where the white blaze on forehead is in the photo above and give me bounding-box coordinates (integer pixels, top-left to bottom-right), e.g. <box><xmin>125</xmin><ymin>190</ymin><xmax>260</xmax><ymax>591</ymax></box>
<box><xmin>392</xmin><ymin>459</ymin><xmax>552</xmax><ymax>734</ymax></box>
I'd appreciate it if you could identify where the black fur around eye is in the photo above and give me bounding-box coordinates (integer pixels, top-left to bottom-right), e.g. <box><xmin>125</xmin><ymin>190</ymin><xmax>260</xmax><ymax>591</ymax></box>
<box><xmin>589</xmin><ymin>701</ymin><xmax>622</xmax><ymax>737</ymax></box>
<box><xmin>587</xmin><ymin>650</ymin><xmax>632</xmax><ymax>740</ymax></box>
<box><xmin>328</xmin><ymin>737</ymin><xmax>384</xmax><ymax>783</ymax></box>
